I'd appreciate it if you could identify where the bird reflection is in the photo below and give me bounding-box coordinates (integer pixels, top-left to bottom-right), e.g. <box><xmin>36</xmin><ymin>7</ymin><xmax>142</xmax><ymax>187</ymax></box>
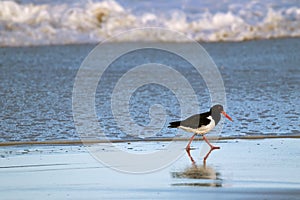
<box><xmin>171</xmin><ymin>150</ymin><xmax>221</xmax><ymax>187</ymax></box>
<box><xmin>171</xmin><ymin>162</ymin><xmax>221</xmax><ymax>187</ymax></box>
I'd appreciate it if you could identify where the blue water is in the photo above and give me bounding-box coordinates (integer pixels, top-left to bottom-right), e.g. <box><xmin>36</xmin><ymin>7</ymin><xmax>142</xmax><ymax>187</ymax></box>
<box><xmin>0</xmin><ymin>38</ymin><xmax>299</xmax><ymax>142</ymax></box>
<box><xmin>1</xmin><ymin>0</ymin><xmax>300</xmax><ymax>46</ymax></box>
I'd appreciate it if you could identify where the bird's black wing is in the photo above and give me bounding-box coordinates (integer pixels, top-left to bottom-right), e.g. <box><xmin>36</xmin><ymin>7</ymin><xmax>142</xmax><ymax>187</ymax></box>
<box><xmin>179</xmin><ymin>112</ymin><xmax>211</xmax><ymax>129</ymax></box>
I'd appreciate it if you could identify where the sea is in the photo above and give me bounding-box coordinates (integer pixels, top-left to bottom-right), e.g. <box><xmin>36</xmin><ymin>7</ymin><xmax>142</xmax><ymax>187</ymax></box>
<box><xmin>0</xmin><ymin>0</ymin><xmax>299</xmax><ymax>143</ymax></box>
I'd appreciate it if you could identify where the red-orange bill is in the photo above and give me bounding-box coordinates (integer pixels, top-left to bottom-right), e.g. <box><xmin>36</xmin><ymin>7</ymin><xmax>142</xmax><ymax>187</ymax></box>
<box><xmin>221</xmin><ymin>111</ymin><xmax>233</xmax><ymax>122</ymax></box>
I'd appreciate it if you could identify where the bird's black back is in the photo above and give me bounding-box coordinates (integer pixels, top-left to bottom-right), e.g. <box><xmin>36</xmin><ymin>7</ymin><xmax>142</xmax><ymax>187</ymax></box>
<box><xmin>168</xmin><ymin>108</ymin><xmax>222</xmax><ymax>129</ymax></box>
<box><xmin>179</xmin><ymin>111</ymin><xmax>211</xmax><ymax>128</ymax></box>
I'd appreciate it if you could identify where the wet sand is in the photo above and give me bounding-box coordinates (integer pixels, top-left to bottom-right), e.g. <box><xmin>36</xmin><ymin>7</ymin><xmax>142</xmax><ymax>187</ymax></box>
<box><xmin>1</xmin><ymin>138</ymin><xmax>299</xmax><ymax>199</ymax></box>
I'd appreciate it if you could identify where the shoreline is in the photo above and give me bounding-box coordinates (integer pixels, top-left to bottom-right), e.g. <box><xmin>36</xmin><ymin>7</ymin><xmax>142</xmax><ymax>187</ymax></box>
<box><xmin>0</xmin><ymin>134</ymin><xmax>299</xmax><ymax>147</ymax></box>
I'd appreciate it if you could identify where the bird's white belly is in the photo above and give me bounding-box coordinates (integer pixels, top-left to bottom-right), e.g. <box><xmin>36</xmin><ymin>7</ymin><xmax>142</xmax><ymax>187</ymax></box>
<box><xmin>179</xmin><ymin>116</ymin><xmax>216</xmax><ymax>135</ymax></box>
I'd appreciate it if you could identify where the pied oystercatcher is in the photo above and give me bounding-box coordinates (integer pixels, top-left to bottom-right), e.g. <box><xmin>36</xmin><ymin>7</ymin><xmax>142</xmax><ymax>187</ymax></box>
<box><xmin>168</xmin><ymin>104</ymin><xmax>233</xmax><ymax>161</ymax></box>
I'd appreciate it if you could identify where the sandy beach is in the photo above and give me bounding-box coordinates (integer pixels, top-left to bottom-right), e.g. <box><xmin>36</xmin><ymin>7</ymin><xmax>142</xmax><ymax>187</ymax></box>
<box><xmin>1</xmin><ymin>138</ymin><xmax>299</xmax><ymax>199</ymax></box>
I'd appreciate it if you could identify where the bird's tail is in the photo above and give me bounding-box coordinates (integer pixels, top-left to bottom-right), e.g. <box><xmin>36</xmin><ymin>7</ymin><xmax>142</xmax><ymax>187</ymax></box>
<box><xmin>168</xmin><ymin>121</ymin><xmax>181</xmax><ymax>128</ymax></box>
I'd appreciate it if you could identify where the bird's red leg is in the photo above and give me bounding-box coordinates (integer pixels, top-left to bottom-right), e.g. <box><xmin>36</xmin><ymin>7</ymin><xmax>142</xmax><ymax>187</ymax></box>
<box><xmin>203</xmin><ymin>135</ymin><xmax>220</xmax><ymax>150</ymax></box>
<box><xmin>185</xmin><ymin>133</ymin><xmax>197</xmax><ymax>164</ymax></box>
<box><xmin>203</xmin><ymin>148</ymin><xmax>214</xmax><ymax>161</ymax></box>
<box><xmin>186</xmin><ymin>133</ymin><xmax>197</xmax><ymax>151</ymax></box>
<box><xmin>203</xmin><ymin>135</ymin><xmax>220</xmax><ymax>161</ymax></box>
<box><xmin>186</xmin><ymin>148</ymin><xmax>196</xmax><ymax>164</ymax></box>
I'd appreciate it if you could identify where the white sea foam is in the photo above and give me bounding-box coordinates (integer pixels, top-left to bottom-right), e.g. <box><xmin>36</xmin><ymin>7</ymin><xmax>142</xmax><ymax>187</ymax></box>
<box><xmin>0</xmin><ymin>0</ymin><xmax>300</xmax><ymax>46</ymax></box>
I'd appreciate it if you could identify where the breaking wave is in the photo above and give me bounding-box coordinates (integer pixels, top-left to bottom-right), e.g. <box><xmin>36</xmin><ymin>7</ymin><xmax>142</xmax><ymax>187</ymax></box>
<box><xmin>1</xmin><ymin>0</ymin><xmax>300</xmax><ymax>46</ymax></box>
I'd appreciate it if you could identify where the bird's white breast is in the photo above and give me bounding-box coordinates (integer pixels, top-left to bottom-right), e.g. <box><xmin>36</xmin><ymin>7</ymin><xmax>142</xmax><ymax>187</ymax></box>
<box><xmin>179</xmin><ymin>116</ymin><xmax>216</xmax><ymax>135</ymax></box>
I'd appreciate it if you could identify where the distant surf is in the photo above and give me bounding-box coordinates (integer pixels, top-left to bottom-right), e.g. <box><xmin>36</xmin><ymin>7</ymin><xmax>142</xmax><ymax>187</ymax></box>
<box><xmin>1</xmin><ymin>0</ymin><xmax>300</xmax><ymax>46</ymax></box>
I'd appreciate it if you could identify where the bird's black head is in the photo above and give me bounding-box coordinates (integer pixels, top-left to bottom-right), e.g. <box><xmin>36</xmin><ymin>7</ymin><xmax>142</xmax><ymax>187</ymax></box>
<box><xmin>211</xmin><ymin>104</ymin><xmax>233</xmax><ymax>122</ymax></box>
<box><xmin>211</xmin><ymin>104</ymin><xmax>224</xmax><ymax>113</ymax></box>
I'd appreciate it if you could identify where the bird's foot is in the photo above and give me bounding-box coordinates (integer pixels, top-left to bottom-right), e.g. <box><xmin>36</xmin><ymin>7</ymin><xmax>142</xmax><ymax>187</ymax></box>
<box><xmin>185</xmin><ymin>146</ymin><xmax>191</xmax><ymax>151</ymax></box>
<box><xmin>210</xmin><ymin>146</ymin><xmax>220</xmax><ymax>150</ymax></box>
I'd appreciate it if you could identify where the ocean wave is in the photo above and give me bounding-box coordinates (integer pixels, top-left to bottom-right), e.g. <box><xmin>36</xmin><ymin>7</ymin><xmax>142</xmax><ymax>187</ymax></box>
<box><xmin>1</xmin><ymin>0</ymin><xmax>300</xmax><ymax>46</ymax></box>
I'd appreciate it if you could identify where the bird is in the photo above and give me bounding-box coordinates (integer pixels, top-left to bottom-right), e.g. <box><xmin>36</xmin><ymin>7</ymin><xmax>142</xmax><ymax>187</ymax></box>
<box><xmin>168</xmin><ymin>104</ymin><xmax>233</xmax><ymax>161</ymax></box>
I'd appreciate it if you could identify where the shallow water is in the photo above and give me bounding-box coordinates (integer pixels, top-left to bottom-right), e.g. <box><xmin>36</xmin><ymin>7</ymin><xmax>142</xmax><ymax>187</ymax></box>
<box><xmin>0</xmin><ymin>38</ymin><xmax>299</xmax><ymax>142</ymax></box>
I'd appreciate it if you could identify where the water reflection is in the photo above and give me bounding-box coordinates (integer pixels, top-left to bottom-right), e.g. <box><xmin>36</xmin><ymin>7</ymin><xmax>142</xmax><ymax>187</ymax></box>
<box><xmin>171</xmin><ymin>162</ymin><xmax>221</xmax><ymax>187</ymax></box>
